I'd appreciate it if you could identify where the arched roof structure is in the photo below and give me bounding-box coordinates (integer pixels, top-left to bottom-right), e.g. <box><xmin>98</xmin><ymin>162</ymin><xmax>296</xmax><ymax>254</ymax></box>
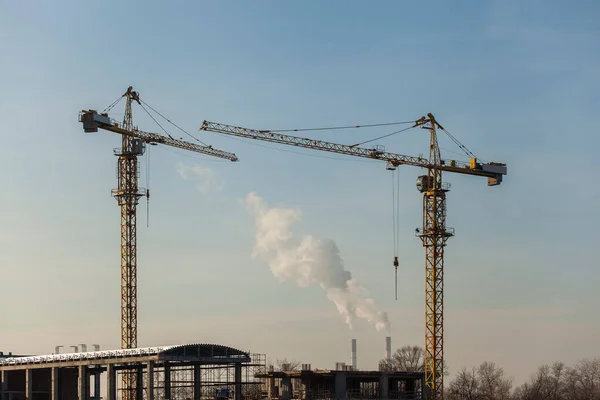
<box><xmin>0</xmin><ymin>344</ymin><xmax>250</xmax><ymax>369</ymax></box>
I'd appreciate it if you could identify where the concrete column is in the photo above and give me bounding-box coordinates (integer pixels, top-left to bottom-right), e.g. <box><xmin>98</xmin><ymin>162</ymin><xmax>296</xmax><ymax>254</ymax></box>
<box><xmin>422</xmin><ymin>380</ymin><xmax>431</xmax><ymax>400</ymax></box>
<box><xmin>93</xmin><ymin>372</ymin><xmax>101</xmax><ymax>400</ymax></box>
<box><xmin>136</xmin><ymin>367</ymin><xmax>144</xmax><ymax>400</ymax></box>
<box><xmin>379</xmin><ymin>373</ymin><xmax>388</xmax><ymax>399</ymax></box>
<box><xmin>281</xmin><ymin>375</ymin><xmax>292</xmax><ymax>400</ymax></box>
<box><xmin>106</xmin><ymin>364</ymin><xmax>116</xmax><ymax>400</ymax></box>
<box><xmin>25</xmin><ymin>369</ymin><xmax>32</xmax><ymax>400</ymax></box>
<box><xmin>302</xmin><ymin>381</ymin><xmax>310</xmax><ymax>400</ymax></box>
<box><xmin>268</xmin><ymin>377</ymin><xmax>276</xmax><ymax>400</ymax></box>
<box><xmin>193</xmin><ymin>365</ymin><xmax>201</xmax><ymax>400</ymax></box>
<box><xmin>78</xmin><ymin>365</ymin><xmax>87</xmax><ymax>400</ymax></box>
<box><xmin>51</xmin><ymin>368</ymin><xmax>59</xmax><ymax>400</ymax></box>
<box><xmin>0</xmin><ymin>370</ymin><xmax>6</xmax><ymax>400</ymax></box>
<box><xmin>333</xmin><ymin>371</ymin><xmax>347</xmax><ymax>400</ymax></box>
<box><xmin>405</xmin><ymin>379</ymin><xmax>415</xmax><ymax>398</ymax></box>
<box><xmin>146</xmin><ymin>361</ymin><xmax>154</xmax><ymax>400</ymax></box>
<box><xmin>234</xmin><ymin>363</ymin><xmax>242</xmax><ymax>400</ymax></box>
<box><xmin>164</xmin><ymin>362</ymin><xmax>171</xmax><ymax>400</ymax></box>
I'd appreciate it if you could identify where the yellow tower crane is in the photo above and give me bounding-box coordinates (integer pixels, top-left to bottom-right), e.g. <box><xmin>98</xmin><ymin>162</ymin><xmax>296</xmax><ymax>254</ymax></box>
<box><xmin>79</xmin><ymin>87</ymin><xmax>238</xmax><ymax>399</ymax></box>
<box><xmin>200</xmin><ymin>114</ymin><xmax>507</xmax><ymax>400</ymax></box>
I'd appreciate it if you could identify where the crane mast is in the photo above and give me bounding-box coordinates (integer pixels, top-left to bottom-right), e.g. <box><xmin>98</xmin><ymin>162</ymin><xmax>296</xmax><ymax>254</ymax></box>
<box><xmin>80</xmin><ymin>87</ymin><xmax>238</xmax><ymax>400</ymax></box>
<box><xmin>116</xmin><ymin>88</ymin><xmax>141</xmax><ymax>350</ymax></box>
<box><xmin>201</xmin><ymin>115</ymin><xmax>506</xmax><ymax>400</ymax></box>
<box><xmin>417</xmin><ymin>115</ymin><xmax>452</xmax><ymax>399</ymax></box>
<box><xmin>115</xmin><ymin>88</ymin><xmax>142</xmax><ymax>399</ymax></box>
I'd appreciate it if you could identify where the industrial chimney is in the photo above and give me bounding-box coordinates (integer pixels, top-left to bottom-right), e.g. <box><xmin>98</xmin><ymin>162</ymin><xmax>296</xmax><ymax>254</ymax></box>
<box><xmin>385</xmin><ymin>336</ymin><xmax>392</xmax><ymax>367</ymax></box>
<box><xmin>351</xmin><ymin>339</ymin><xmax>357</xmax><ymax>370</ymax></box>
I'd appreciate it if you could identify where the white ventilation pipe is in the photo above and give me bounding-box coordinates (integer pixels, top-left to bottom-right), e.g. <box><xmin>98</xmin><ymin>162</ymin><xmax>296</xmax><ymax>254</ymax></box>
<box><xmin>351</xmin><ymin>339</ymin><xmax>357</xmax><ymax>370</ymax></box>
<box><xmin>386</xmin><ymin>336</ymin><xmax>392</xmax><ymax>367</ymax></box>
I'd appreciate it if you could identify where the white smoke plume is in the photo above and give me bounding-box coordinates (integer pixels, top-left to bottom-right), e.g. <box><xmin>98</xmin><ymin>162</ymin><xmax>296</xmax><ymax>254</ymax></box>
<box><xmin>245</xmin><ymin>192</ymin><xmax>390</xmax><ymax>333</ymax></box>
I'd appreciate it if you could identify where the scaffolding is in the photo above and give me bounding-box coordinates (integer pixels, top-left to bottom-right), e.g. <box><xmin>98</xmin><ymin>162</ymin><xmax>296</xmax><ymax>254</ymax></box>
<box><xmin>152</xmin><ymin>353</ymin><xmax>267</xmax><ymax>400</ymax></box>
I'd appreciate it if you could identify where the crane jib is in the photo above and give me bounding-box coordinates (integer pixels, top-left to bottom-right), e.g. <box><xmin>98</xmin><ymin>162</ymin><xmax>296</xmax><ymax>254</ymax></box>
<box><xmin>80</xmin><ymin>110</ymin><xmax>239</xmax><ymax>162</ymax></box>
<box><xmin>200</xmin><ymin>120</ymin><xmax>506</xmax><ymax>184</ymax></box>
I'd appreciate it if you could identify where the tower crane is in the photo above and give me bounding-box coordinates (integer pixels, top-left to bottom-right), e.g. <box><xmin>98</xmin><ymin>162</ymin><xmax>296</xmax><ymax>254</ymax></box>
<box><xmin>200</xmin><ymin>114</ymin><xmax>506</xmax><ymax>399</ymax></box>
<box><xmin>79</xmin><ymin>87</ymin><xmax>238</xmax><ymax>399</ymax></box>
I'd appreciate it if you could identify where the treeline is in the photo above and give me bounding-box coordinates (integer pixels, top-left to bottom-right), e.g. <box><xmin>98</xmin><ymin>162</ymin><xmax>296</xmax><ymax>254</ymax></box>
<box><xmin>379</xmin><ymin>346</ymin><xmax>600</xmax><ymax>400</ymax></box>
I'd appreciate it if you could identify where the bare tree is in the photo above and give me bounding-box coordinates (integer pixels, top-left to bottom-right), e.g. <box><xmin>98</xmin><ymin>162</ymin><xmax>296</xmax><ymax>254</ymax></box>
<box><xmin>447</xmin><ymin>367</ymin><xmax>479</xmax><ymax>400</ymax></box>
<box><xmin>378</xmin><ymin>345</ymin><xmax>426</xmax><ymax>372</ymax></box>
<box><xmin>477</xmin><ymin>361</ymin><xmax>512</xmax><ymax>400</ymax></box>
<box><xmin>514</xmin><ymin>358</ymin><xmax>600</xmax><ymax>400</ymax></box>
<box><xmin>274</xmin><ymin>357</ymin><xmax>301</xmax><ymax>372</ymax></box>
<box><xmin>513</xmin><ymin>362</ymin><xmax>567</xmax><ymax>400</ymax></box>
<box><xmin>566</xmin><ymin>358</ymin><xmax>600</xmax><ymax>400</ymax></box>
<box><xmin>392</xmin><ymin>346</ymin><xmax>425</xmax><ymax>372</ymax></box>
<box><xmin>447</xmin><ymin>361</ymin><xmax>511</xmax><ymax>400</ymax></box>
<box><xmin>378</xmin><ymin>345</ymin><xmax>449</xmax><ymax>376</ymax></box>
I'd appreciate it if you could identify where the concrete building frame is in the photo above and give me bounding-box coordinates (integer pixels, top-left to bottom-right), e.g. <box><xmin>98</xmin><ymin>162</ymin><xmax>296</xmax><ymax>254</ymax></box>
<box><xmin>259</xmin><ymin>369</ymin><xmax>425</xmax><ymax>400</ymax></box>
<box><xmin>0</xmin><ymin>344</ymin><xmax>266</xmax><ymax>400</ymax></box>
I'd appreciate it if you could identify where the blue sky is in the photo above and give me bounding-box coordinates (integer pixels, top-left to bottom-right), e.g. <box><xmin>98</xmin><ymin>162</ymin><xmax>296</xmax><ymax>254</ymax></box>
<box><xmin>1</xmin><ymin>0</ymin><xmax>599</xmax><ymax>383</ymax></box>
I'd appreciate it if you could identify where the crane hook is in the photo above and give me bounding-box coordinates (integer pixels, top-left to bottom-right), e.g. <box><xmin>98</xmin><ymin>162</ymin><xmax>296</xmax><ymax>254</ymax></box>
<box><xmin>393</xmin><ymin>256</ymin><xmax>399</xmax><ymax>300</ymax></box>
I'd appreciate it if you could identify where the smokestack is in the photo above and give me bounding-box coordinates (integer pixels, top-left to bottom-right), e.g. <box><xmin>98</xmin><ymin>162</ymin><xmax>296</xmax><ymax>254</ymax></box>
<box><xmin>351</xmin><ymin>339</ymin><xmax>357</xmax><ymax>370</ymax></box>
<box><xmin>386</xmin><ymin>336</ymin><xmax>392</xmax><ymax>366</ymax></box>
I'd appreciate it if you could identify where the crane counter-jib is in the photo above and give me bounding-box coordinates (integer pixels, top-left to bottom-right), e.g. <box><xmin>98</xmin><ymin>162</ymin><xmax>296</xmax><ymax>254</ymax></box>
<box><xmin>79</xmin><ymin>110</ymin><xmax>239</xmax><ymax>162</ymax></box>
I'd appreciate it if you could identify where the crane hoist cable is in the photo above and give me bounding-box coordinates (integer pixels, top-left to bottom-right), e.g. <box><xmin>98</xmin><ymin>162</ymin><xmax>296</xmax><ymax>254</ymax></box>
<box><xmin>269</xmin><ymin>120</ymin><xmax>415</xmax><ymax>133</ymax></box>
<box><xmin>260</xmin><ymin>120</ymin><xmax>418</xmax><ymax>148</ymax></box>
<box><xmin>139</xmin><ymin>102</ymin><xmax>174</xmax><ymax>140</ymax></box>
<box><xmin>441</xmin><ymin>127</ymin><xmax>479</xmax><ymax>161</ymax></box>
<box><xmin>146</xmin><ymin>143</ymin><xmax>151</xmax><ymax>228</ymax></box>
<box><xmin>140</xmin><ymin>99</ymin><xmax>208</xmax><ymax>146</ymax></box>
<box><xmin>351</xmin><ymin>125</ymin><xmax>416</xmax><ymax>147</ymax></box>
<box><xmin>102</xmin><ymin>95</ymin><xmax>124</xmax><ymax>114</ymax></box>
<box><xmin>392</xmin><ymin>169</ymin><xmax>401</xmax><ymax>300</ymax></box>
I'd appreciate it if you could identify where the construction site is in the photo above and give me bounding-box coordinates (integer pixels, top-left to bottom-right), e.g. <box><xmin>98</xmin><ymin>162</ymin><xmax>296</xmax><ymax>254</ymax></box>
<box><xmin>0</xmin><ymin>338</ymin><xmax>425</xmax><ymax>400</ymax></box>
<box><xmin>1</xmin><ymin>87</ymin><xmax>506</xmax><ymax>400</ymax></box>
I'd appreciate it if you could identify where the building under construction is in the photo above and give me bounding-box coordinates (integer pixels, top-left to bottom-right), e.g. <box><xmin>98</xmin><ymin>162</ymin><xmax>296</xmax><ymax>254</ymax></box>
<box><xmin>257</xmin><ymin>337</ymin><xmax>424</xmax><ymax>400</ymax></box>
<box><xmin>259</xmin><ymin>368</ymin><xmax>424</xmax><ymax>400</ymax></box>
<box><xmin>0</xmin><ymin>344</ymin><xmax>266</xmax><ymax>400</ymax></box>
<box><xmin>0</xmin><ymin>337</ymin><xmax>426</xmax><ymax>400</ymax></box>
